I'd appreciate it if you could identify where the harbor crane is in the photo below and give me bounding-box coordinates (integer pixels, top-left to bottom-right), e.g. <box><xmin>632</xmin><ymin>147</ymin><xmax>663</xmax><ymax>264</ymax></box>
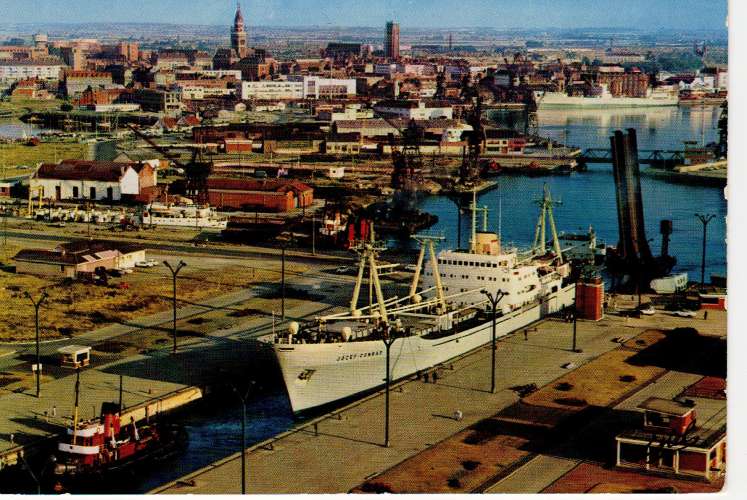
<box><xmin>127</xmin><ymin>125</ymin><xmax>213</xmax><ymax>205</ymax></box>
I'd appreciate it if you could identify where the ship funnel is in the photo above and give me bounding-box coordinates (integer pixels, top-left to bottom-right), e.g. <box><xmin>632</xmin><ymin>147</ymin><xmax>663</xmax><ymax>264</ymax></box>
<box><xmin>475</xmin><ymin>232</ymin><xmax>501</xmax><ymax>256</ymax></box>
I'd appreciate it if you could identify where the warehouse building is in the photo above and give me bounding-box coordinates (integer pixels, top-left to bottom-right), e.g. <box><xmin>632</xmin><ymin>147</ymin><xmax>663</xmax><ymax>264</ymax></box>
<box><xmin>207</xmin><ymin>177</ymin><xmax>313</xmax><ymax>212</ymax></box>
<box><xmin>32</xmin><ymin>160</ymin><xmax>156</xmax><ymax>201</ymax></box>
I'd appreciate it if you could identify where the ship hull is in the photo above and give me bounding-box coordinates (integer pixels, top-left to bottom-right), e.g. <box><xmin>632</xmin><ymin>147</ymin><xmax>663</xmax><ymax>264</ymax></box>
<box><xmin>272</xmin><ymin>284</ymin><xmax>575</xmax><ymax>414</ymax></box>
<box><xmin>539</xmin><ymin>93</ymin><xmax>678</xmax><ymax>108</ymax></box>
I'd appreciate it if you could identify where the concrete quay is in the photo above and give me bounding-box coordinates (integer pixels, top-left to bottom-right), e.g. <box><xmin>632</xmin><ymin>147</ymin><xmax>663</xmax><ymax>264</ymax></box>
<box><xmin>150</xmin><ymin>307</ymin><xmax>714</xmax><ymax>495</ymax></box>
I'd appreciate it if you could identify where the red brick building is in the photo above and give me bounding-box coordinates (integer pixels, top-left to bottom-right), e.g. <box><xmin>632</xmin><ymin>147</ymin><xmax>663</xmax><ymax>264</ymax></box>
<box><xmin>207</xmin><ymin>177</ymin><xmax>313</xmax><ymax>212</ymax></box>
<box><xmin>74</xmin><ymin>87</ymin><xmax>131</xmax><ymax>107</ymax></box>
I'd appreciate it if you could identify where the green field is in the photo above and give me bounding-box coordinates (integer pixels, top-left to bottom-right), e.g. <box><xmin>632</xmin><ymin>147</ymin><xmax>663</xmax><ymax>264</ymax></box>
<box><xmin>0</xmin><ymin>142</ymin><xmax>88</xmax><ymax>178</ymax></box>
<box><xmin>0</xmin><ymin>98</ymin><xmax>65</xmax><ymax>117</ymax></box>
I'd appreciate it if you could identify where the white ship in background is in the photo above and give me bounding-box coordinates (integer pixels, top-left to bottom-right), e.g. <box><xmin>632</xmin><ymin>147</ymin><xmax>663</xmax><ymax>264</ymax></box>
<box><xmin>538</xmin><ymin>86</ymin><xmax>678</xmax><ymax>109</ymax></box>
<box><xmin>265</xmin><ymin>188</ymin><xmax>577</xmax><ymax>414</ymax></box>
<box><xmin>139</xmin><ymin>203</ymin><xmax>227</xmax><ymax>229</ymax></box>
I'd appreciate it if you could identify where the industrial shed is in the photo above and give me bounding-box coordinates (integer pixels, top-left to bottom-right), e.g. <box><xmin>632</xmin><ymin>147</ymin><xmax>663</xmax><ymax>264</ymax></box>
<box><xmin>207</xmin><ymin>177</ymin><xmax>313</xmax><ymax>212</ymax></box>
<box><xmin>13</xmin><ymin>239</ymin><xmax>146</xmax><ymax>278</ymax></box>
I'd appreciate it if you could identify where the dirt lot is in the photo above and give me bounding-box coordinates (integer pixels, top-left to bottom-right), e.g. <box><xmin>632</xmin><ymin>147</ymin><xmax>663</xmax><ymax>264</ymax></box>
<box><xmin>522</xmin><ymin>338</ymin><xmax>667</xmax><ymax>411</ymax></box>
<box><xmin>541</xmin><ymin>462</ymin><xmax>723</xmax><ymax>494</ymax></box>
<box><xmin>353</xmin><ymin>426</ymin><xmax>531</xmax><ymax>494</ymax></box>
<box><xmin>0</xmin><ymin>259</ymin><xmax>305</xmax><ymax>342</ymax></box>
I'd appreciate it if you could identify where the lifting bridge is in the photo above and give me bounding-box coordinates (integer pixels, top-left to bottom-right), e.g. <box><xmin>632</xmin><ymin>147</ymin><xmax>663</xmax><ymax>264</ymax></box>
<box><xmin>580</xmin><ymin>148</ymin><xmax>688</xmax><ymax>167</ymax></box>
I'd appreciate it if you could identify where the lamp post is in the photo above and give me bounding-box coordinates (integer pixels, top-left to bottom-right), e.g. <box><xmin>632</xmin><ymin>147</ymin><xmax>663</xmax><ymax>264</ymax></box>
<box><xmin>231</xmin><ymin>381</ymin><xmax>254</xmax><ymax>495</ymax></box>
<box><xmin>311</xmin><ymin>217</ymin><xmax>316</xmax><ymax>256</ymax></box>
<box><xmin>277</xmin><ymin>236</ymin><xmax>293</xmax><ymax>321</ymax></box>
<box><xmin>695</xmin><ymin>214</ymin><xmax>715</xmax><ymax>287</ymax></box>
<box><xmin>163</xmin><ymin>260</ymin><xmax>187</xmax><ymax>354</ymax></box>
<box><xmin>25</xmin><ymin>291</ymin><xmax>47</xmax><ymax>398</ymax></box>
<box><xmin>571</xmin><ymin>288</ymin><xmax>582</xmax><ymax>353</ymax></box>
<box><xmin>382</xmin><ymin>324</ymin><xmax>397</xmax><ymax>448</ymax></box>
<box><xmin>481</xmin><ymin>289</ymin><xmax>506</xmax><ymax>394</ymax></box>
<box><xmin>281</xmin><ymin>245</ymin><xmax>286</xmax><ymax>321</ymax></box>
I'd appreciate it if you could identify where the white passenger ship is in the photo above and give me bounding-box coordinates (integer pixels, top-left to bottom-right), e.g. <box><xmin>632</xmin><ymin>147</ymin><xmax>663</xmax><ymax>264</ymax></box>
<box><xmin>139</xmin><ymin>203</ymin><xmax>227</xmax><ymax>229</ymax></box>
<box><xmin>265</xmin><ymin>190</ymin><xmax>576</xmax><ymax>414</ymax></box>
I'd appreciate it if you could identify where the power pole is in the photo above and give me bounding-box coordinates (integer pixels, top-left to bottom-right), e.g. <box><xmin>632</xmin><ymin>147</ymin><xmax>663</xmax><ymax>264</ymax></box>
<box><xmin>163</xmin><ymin>260</ymin><xmax>187</xmax><ymax>353</ymax></box>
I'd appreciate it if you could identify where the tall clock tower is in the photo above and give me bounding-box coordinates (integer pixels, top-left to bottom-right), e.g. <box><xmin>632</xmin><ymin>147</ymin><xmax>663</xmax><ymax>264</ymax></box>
<box><xmin>231</xmin><ymin>3</ymin><xmax>248</xmax><ymax>57</ymax></box>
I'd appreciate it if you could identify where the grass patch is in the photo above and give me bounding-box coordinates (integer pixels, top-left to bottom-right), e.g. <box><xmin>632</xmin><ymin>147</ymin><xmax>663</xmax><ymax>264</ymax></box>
<box><xmin>228</xmin><ymin>308</ymin><xmax>264</xmax><ymax>318</ymax></box>
<box><xmin>0</xmin><ymin>376</ymin><xmax>22</xmax><ymax>387</ymax></box>
<box><xmin>94</xmin><ymin>341</ymin><xmax>134</xmax><ymax>353</ymax></box>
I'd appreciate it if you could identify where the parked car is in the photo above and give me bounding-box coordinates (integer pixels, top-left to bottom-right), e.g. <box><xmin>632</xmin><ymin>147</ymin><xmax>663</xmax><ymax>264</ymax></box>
<box><xmin>672</xmin><ymin>310</ymin><xmax>697</xmax><ymax>318</ymax></box>
<box><xmin>135</xmin><ymin>261</ymin><xmax>156</xmax><ymax>268</ymax></box>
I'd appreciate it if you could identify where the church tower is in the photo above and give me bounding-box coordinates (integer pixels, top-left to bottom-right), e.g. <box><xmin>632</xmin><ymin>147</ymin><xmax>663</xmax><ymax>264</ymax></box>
<box><xmin>231</xmin><ymin>3</ymin><xmax>248</xmax><ymax>57</ymax></box>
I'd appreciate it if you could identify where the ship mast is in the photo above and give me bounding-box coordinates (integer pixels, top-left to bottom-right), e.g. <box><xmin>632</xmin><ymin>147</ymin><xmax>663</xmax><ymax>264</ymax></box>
<box><xmin>467</xmin><ymin>190</ymin><xmax>489</xmax><ymax>253</ymax></box>
<box><xmin>349</xmin><ymin>223</ymin><xmax>390</xmax><ymax>322</ymax></box>
<box><xmin>531</xmin><ymin>184</ymin><xmax>564</xmax><ymax>262</ymax></box>
<box><xmin>410</xmin><ymin>233</ymin><xmax>447</xmax><ymax>312</ymax></box>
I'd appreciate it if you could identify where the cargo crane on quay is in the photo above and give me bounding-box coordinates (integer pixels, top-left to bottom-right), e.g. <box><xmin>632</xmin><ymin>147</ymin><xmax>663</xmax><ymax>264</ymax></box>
<box><xmin>351</xmin><ymin>115</ymin><xmax>439</xmax><ymax>239</ymax></box>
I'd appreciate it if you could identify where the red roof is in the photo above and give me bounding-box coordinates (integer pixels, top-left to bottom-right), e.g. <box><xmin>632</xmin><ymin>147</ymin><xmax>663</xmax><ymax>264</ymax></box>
<box><xmin>179</xmin><ymin>115</ymin><xmax>201</xmax><ymax>127</ymax></box>
<box><xmin>207</xmin><ymin>177</ymin><xmax>312</xmax><ymax>194</ymax></box>
<box><xmin>35</xmin><ymin>160</ymin><xmax>134</xmax><ymax>182</ymax></box>
<box><xmin>159</xmin><ymin>117</ymin><xmax>178</xmax><ymax>130</ymax></box>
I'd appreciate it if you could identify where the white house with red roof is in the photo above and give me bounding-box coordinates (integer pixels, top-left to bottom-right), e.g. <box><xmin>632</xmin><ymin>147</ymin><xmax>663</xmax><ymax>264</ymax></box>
<box><xmin>31</xmin><ymin>160</ymin><xmax>144</xmax><ymax>201</ymax></box>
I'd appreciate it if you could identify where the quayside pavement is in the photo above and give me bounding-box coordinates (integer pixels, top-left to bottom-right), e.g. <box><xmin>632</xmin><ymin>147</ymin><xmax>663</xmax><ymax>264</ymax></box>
<box><xmin>152</xmin><ymin>306</ymin><xmax>723</xmax><ymax>495</ymax></box>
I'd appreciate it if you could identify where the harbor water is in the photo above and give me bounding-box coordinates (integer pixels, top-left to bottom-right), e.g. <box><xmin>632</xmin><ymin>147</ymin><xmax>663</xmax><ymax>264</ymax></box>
<box><xmin>418</xmin><ymin>106</ymin><xmax>727</xmax><ymax>280</ymax></box>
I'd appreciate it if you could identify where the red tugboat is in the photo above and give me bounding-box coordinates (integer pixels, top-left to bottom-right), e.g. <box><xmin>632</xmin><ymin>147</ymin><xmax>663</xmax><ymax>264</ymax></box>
<box><xmin>46</xmin><ymin>371</ymin><xmax>187</xmax><ymax>493</ymax></box>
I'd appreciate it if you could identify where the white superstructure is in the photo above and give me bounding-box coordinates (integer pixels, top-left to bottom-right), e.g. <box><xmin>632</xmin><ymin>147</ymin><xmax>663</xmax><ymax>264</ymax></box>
<box><xmin>266</xmin><ymin>190</ymin><xmax>576</xmax><ymax>414</ymax></box>
<box><xmin>140</xmin><ymin>203</ymin><xmax>227</xmax><ymax>229</ymax></box>
<box><xmin>538</xmin><ymin>88</ymin><xmax>678</xmax><ymax>109</ymax></box>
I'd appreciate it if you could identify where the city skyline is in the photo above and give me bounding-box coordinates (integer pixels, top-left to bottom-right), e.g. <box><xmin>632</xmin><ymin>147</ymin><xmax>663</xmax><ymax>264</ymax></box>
<box><xmin>0</xmin><ymin>0</ymin><xmax>729</xmax><ymax>30</ymax></box>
